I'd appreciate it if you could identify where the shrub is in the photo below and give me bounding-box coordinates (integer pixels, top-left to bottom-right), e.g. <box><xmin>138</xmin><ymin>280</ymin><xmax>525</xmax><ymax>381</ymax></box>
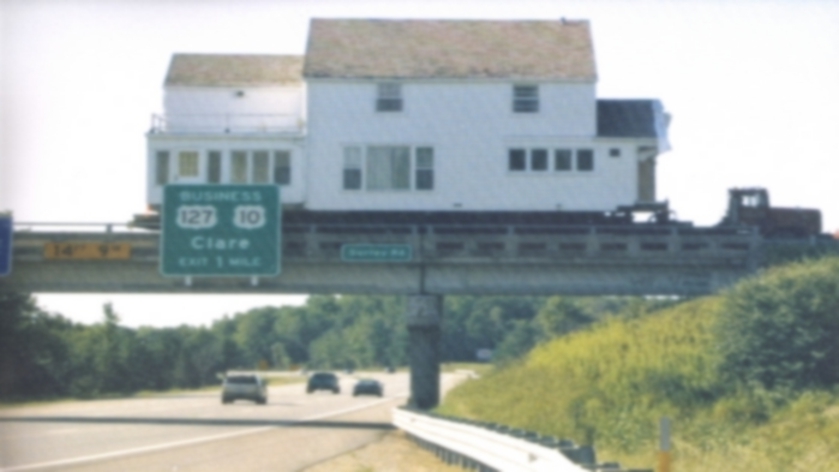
<box><xmin>716</xmin><ymin>257</ymin><xmax>839</xmax><ymax>391</ymax></box>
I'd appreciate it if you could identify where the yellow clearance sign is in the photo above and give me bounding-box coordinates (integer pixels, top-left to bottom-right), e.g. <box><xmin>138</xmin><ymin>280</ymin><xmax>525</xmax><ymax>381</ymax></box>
<box><xmin>44</xmin><ymin>242</ymin><xmax>132</xmax><ymax>260</ymax></box>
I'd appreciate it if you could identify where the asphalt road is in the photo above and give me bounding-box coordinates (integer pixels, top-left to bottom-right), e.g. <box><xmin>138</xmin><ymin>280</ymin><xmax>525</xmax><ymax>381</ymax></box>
<box><xmin>0</xmin><ymin>372</ymin><xmax>464</xmax><ymax>471</ymax></box>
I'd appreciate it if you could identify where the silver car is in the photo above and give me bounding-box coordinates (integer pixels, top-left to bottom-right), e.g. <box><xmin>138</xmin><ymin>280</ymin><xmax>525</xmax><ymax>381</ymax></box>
<box><xmin>221</xmin><ymin>374</ymin><xmax>267</xmax><ymax>405</ymax></box>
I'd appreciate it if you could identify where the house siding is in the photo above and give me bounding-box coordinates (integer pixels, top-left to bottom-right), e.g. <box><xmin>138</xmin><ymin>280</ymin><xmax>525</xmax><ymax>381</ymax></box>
<box><xmin>305</xmin><ymin>79</ymin><xmax>643</xmax><ymax>212</ymax></box>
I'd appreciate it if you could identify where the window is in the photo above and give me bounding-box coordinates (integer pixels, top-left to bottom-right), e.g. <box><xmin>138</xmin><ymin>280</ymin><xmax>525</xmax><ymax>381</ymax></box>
<box><xmin>509</xmin><ymin>147</ymin><xmax>596</xmax><ymax>174</ymax></box>
<box><xmin>367</xmin><ymin>146</ymin><xmax>410</xmax><ymax>190</ymax></box>
<box><xmin>376</xmin><ymin>83</ymin><xmax>402</xmax><ymax>112</ymax></box>
<box><xmin>155</xmin><ymin>151</ymin><xmax>170</xmax><ymax>185</ymax></box>
<box><xmin>343</xmin><ymin>147</ymin><xmax>362</xmax><ymax>190</ymax></box>
<box><xmin>252</xmin><ymin>151</ymin><xmax>270</xmax><ymax>183</ymax></box>
<box><xmin>531</xmin><ymin>149</ymin><xmax>548</xmax><ymax>171</ymax></box>
<box><xmin>178</xmin><ymin>151</ymin><xmax>199</xmax><ymax>177</ymax></box>
<box><xmin>415</xmin><ymin>147</ymin><xmax>434</xmax><ymax>190</ymax></box>
<box><xmin>554</xmin><ymin>149</ymin><xmax>572</xmax><ymax>171</ymax></box>
<box><xmin>577</xmin><ymin>149</ymin><xmax>594</xmax><ymax>171</ymax></box>
<box><xmin>513</xmin><ymin>85</ymin><xmax>539</xmax><ymax>113</ymax></box>
<box><xmin>508</xmin><ymin>149</ymin><xmax>527</xmax><ymax>171</ymax></box>
<box><xmin>208</xmin><ymin>151</ymin><xmax>222</xmax><ymax>183</ymax></box>
<box><xmin>231</xmin><ymin>151</ymin><xmax>248</xmax><ymax>183</ymax></box>
<box><xmin>274</xmin><ymin>151</ymin><xmax>291</xmax><ymax>185</ymax></box>
<box><xmin>343</xmin><ymin>145</ymin><xmax>433</xmax><ymax>191</ymax></box>
<box><xmin>609</xmin><ymin>148</ymin><xmax>621</xmax><ymax>157</ymax></box>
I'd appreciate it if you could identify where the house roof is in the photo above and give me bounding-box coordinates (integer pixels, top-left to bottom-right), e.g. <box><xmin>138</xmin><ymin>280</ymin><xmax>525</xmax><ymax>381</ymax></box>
<box><xmin>303</xmin><ymin>19</ymin><xmax>597</xmax><ymax>80</ymax></box>
<box><xmin>165</xmin><ymin>54</ymin><xmax>304</xmax><ymax>87</ymax></box>
<box><xmin>597</xmin><ymin>100</ymin><xmax>669</xmax><ymax>138</ymax></box>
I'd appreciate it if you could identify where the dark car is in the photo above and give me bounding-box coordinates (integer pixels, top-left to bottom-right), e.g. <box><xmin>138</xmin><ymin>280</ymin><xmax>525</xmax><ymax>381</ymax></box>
<box><xmin>221</xmin><ymin>374</ymin><xmax>267</xmax><ymax>404</ymax></box>
<box><xmin>307</xmin><ymin>372</ymin><xmax>340</xmax><ymax>394</ymax></box>
<box><xmin>352</xmin><ymin>379</ymin><xmax>383</xmax><ymax>397</ymax></box>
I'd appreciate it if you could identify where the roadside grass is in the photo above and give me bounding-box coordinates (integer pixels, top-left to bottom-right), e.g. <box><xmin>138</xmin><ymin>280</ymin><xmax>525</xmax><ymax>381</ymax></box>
<box><xmin>436</xmin><ymin>293</ymin><xmax>839</xmax><ymax>471</ymax></box>
<box><xmin>441</xmin><ymin>362</ymin><xmax>494</xmax><ymax>377</ymax></box>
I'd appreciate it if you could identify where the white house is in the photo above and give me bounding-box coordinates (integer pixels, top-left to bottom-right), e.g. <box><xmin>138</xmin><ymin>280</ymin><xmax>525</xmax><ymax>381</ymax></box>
<box><xmin>145</xmin><ymin>19</ymin><xmax>670</xmax><ymax>216</ymax></box>
<box><xmin>146</xmin><ymin>54</ymin><xmax>307</xmax><ymax>209</ymax></box>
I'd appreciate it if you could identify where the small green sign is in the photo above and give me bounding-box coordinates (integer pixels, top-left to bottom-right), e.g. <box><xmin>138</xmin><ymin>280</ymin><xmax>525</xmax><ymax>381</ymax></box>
<box><xmin>341</xmin><ymin>244</ymin><xmax>412</xmax><ymax>262</ymax></box>
<box><xmin>161</xmin><ymin>185</ymin><xmax>280</xmax><ymax>276</ymax></box>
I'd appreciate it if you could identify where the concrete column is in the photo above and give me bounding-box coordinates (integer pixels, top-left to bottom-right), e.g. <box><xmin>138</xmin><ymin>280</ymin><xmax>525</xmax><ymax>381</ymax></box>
<box><xmin>406</xmin><ymin>294</ymin><xmax>443</xmax><ymax>410</ymax></box>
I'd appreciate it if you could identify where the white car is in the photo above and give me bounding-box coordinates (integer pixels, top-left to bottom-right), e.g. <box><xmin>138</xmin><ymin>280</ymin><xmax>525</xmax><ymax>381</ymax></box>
<box><xmin>221</xmin><ymin>374</ymin><xmax>267</xmax><ymax>405</ymax></box>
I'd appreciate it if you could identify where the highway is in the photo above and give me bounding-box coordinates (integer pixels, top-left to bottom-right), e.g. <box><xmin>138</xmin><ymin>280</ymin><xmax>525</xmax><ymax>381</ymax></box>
<box><xmin>0</xmin><ymin>372</ymin><xmax>465</xmax><ymax>471</ymax></box>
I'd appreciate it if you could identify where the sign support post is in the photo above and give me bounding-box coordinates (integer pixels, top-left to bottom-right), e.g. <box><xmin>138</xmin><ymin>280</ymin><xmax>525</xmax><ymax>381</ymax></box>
<box><xmin>0</xmin><ymin>213</ymin><xmax>12</xmax><ymax>277</ymax></box>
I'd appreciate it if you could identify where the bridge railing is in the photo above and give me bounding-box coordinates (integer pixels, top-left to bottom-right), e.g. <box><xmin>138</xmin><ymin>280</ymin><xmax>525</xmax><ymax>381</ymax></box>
<box><xmin>11</xmin><ymin>223</ymin><xmax>763</xmax><ymax>266</ymax></box>
<box><xmin>279</xmin><ymin>223</ymin><xmax>761</xmax><ymax>264</ymax></box>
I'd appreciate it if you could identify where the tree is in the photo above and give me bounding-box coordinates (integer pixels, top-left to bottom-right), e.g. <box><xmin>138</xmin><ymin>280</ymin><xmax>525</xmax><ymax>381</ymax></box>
<box><xmin>534</xmin><ymin>297</ymin><xmax>593</xmax><ymax>340</ymax></box>
<box><xmin>716</xmin><ymin>257</ymin><xmax>839</xmax><ymax>390</ymax></box>
<box><xmin>0</xmin><ymin>292</ymin><xmax>73</xmax><ymax>398</ymax></box>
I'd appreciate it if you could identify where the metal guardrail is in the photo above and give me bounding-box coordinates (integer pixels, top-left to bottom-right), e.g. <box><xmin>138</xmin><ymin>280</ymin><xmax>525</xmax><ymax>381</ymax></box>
<box><xmin>393</xmin><ymin>407</ymin><xmax>650</xmax><ymax>472</ymax></box>
<box><xmin>13</xmin><ymin>222</ymin><xmax>148</xmax><ymax>233</ymax></box>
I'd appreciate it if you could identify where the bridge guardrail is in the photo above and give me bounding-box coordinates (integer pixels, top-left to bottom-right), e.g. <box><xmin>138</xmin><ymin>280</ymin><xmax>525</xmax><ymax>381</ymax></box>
<box><xmin>393</xmin><ymin>407</ymin><xmax>650</xmax><ymax>472</ymax></box>
<box><xmin>10</xmin><ymin>223</ymin><xmax>762</xmax><ymax>266</ymax></box>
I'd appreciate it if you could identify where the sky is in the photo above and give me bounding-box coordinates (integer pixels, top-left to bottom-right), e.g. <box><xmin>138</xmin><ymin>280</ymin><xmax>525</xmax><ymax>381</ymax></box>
<box><xmin>1</xmin><ymin>0</ymin><xmax>838</xmax><ymax>327</ymax></box>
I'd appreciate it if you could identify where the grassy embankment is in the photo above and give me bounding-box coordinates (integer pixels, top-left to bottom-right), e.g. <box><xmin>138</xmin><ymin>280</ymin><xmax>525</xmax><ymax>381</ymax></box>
<box><xmin>438</xmin><ymin>258</ymin><xmax>839</xmax><ymax>471</ymax></box>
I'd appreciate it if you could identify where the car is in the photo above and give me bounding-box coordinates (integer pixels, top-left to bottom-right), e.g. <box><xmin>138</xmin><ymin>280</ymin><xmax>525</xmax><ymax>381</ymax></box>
<box><xmin>221</xmin><ymin>374</ymin><xmax>267</xmax><ymax>405</ymax></box>
<box><xmin>353</xmin><ymin>379</ymin><xmax>383</xmax><ymax>397</ymax></box>
<box><xmin>307</xmin><ymin>372</ymin><xmax>340</xmax><ymax>394</ymax></box>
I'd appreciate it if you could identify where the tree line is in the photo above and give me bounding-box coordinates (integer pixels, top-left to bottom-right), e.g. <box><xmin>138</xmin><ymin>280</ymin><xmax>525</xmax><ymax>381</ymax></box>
<box><xmin>0</xmin><ymin>291</ymin><xmax>672</xmax><ymax>399</ymax></box>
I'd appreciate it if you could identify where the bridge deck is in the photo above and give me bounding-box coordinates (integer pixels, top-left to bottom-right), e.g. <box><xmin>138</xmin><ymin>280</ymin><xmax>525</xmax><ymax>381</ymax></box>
<box><xmin>2</xmin><ymin>224</ymin><xmax>766</xmax><ymax>295</ymax></box>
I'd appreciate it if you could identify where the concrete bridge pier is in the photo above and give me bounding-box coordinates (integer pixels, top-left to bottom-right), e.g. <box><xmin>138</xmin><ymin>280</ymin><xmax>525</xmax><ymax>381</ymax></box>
<box><xmin>406</xmin><ymin>294</ymin><xmax>443</xmax><ymax>410</ymax></box>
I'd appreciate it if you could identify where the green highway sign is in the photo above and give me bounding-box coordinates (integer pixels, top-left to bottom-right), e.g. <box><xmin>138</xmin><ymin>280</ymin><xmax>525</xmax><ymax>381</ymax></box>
<box><xmin>341</xmin><ymin>244</ymin><xmax>412</xmax><ymax>262</ymax></box>
<box><xmin>161</xmin><ymin>185</ymin><xmax>280</xmax><ymax>276</ymax></box>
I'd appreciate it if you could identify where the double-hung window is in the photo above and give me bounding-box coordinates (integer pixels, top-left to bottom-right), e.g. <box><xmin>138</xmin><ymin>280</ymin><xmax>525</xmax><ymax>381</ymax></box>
<box><xmin>231</xmin><ymin>151</ymin><xmax>249</xmax><ymax>183</ymax></box>
<box><xmin>252</xmin><ymin>151</ymin><xmax>271</xmax><ymax>183</ymax></box>
<box><xmin>531</xmin><ymin>149</ymin><xmax>548</xmax><ymax>171</ymax></box>
<box><xmin>207</xmin><ymin>151</ymin><xmax>222</xmax><ymax>183</ymax></box>
<box><xmin>376</xmin><ymin>83</ymin><xmax>403</xmax><ymax>112</ymax></box>
<box><xmin>577</xmin><ymin>149</ymin><xmax>595</xmax><ymax>171</ymax></box>
<box><xmin>513</xmin><ymin>85</ymin><xmax>539</xmax><ymax>113</ymax></box>
<box><xmin>343</xmin><ymin>147</ymin><xmax>362</xmax><ymax>190</ymax></box>
<box><xmin>273</xmin><ymin>151</ymin><xmax>291</xmax><ymax>185</ymax></box>
<box><xmin>177</xmin><ymin>151</ymin><xmax>200</xmax><ymax>178</ymax></box>
<box><xmin>554</xmin><ymin>149</ymin><xmax>572</xmax><ymax>171</ymax></box>
<box><xmin>508</xmin><ymin>149</ymin><xmax>527</xmax><ymax>171</ymax></box>
<box><xmin>367</xmin><ymin>146</ymin><xmax>410</xmax><ymax>190</ymax></box>
<box><xmin>415</xmin><ymin>147</ymin><xmax>434</xmax><ymax>190</ymax></box>
<box><xmin>155</xmin><ymin>151</ymin><xmax>170</xmax><ymax>185</ymax></box>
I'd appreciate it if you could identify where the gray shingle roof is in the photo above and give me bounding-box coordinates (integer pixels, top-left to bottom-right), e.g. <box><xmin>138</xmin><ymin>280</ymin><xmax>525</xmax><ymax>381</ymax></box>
<box><xmin>303</xmin><ymin>19</ymin><xmax>596</xmax><ymax>80</ymax></box>
<box><xmin>165</xmin><ymin>54</ymin><xmax>304</xmax><ymax>87</ymax></box>
<box><xmin>597</xmin><ymin>100</ymin><xmax>668</xmax><ymax>138</ymax></box>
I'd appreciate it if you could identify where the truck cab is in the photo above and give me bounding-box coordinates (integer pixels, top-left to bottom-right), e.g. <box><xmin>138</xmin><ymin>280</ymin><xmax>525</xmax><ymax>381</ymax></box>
<box><xmin>721</xmin><ymin>188</ymin><xmax>821</xmax><ymax>237</ymax></box>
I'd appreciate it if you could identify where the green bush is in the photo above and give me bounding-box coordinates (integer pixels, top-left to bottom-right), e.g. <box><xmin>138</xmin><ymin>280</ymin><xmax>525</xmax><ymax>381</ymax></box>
<box><xmin>716</xmin><ymin>257</ymin><xmax>839</xmax><ymax>390</ymax></box>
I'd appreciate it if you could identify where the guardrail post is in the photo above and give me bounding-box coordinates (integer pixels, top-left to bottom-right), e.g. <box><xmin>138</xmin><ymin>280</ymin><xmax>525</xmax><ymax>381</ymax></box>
<box><xmin>406</xmin><ymin>294</ymin><xmax>442</xmax><ymax>409</ymax></box>
<box><xmin>658</xmin><ymin>416</ymin><xmax>672</xmax><ymax>472</ymax></box>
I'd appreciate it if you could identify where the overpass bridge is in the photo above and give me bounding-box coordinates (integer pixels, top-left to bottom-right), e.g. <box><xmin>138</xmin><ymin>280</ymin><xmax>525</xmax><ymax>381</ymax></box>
<box><xmin>1</xmin><ymin>221</ymin><xmax>814</xmax><ymax>409</ymax></box>
<box><xmin>2</xmin><ymin>222</ymin><xmax>765</xmax><ymax>295</ymax></box>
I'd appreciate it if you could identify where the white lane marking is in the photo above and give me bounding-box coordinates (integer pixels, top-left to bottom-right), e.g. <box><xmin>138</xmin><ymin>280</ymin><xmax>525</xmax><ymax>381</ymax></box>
<box><xmin>0</xmin><ymin>393</ymin><xmax>409</xmax><ymax>472</ymax></box>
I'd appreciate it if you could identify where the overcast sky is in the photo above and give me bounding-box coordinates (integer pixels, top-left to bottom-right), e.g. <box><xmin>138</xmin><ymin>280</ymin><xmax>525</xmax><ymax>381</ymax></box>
<box><xmin>1</xmin><ymin>0</ymin><xmax>837</xmax><ymax>327</ymax></box>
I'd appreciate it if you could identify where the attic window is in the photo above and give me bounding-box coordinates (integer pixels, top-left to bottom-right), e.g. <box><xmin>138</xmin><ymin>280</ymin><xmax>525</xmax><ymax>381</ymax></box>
<box><xmin>513</xmin><ymin>85</ymin><xmax>539</xmax><ymax>113</ymax></box>
<box><xmin>376</xmin><ymin>83</ymin><xmax>402</xmax><ymax>112</ymax></box>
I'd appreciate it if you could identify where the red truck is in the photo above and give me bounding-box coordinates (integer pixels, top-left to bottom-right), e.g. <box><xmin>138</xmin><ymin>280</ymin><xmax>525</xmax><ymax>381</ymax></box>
<box><xmin>719</xmin><ymin>188</ymin><xmax>822</xmax><ymax>237</ymax></box>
